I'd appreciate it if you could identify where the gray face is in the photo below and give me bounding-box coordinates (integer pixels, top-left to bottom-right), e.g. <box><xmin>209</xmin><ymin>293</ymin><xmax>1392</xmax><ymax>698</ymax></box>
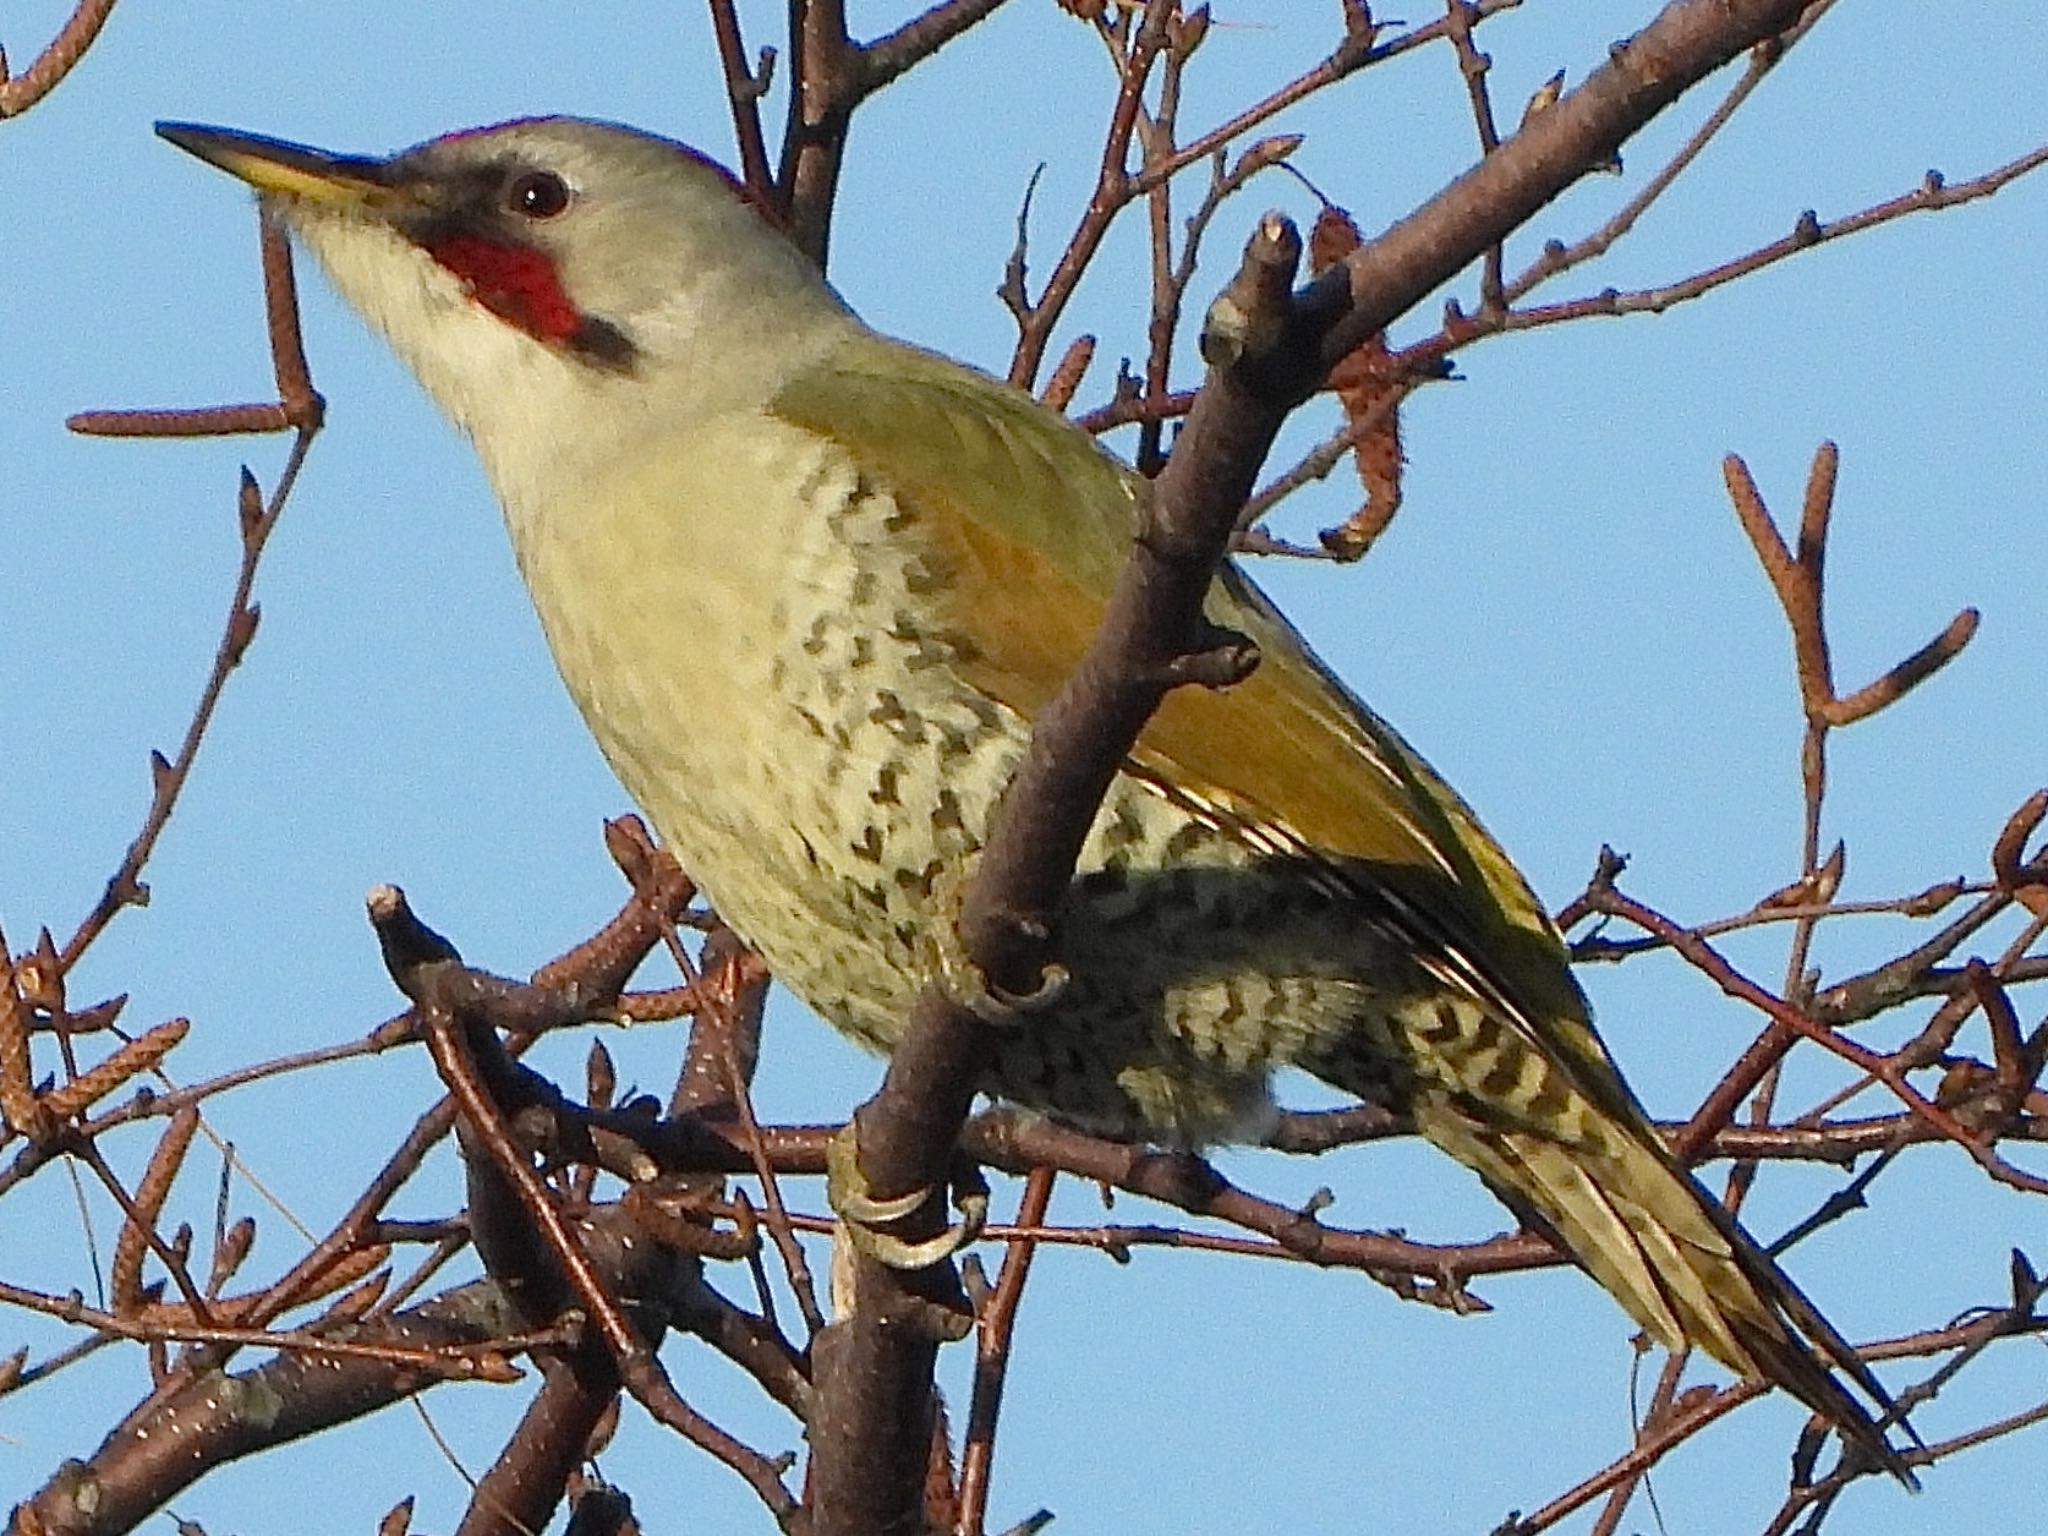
<box><xmin>377</xmin><ymin>127</ymin><xmax>647</xmax><ymax>372</ymax></box>
<box><xmin>371</xmin><ymin>118</ymin><xmax>803</xmax><ymax>379</ymax></box>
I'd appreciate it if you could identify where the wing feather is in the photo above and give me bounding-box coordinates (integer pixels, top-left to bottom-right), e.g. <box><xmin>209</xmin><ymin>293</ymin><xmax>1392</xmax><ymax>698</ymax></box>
<box><xmin>770</xmin><ymin>337</ymin><xmax>1600</xmax><ymax>1062</ymax></box>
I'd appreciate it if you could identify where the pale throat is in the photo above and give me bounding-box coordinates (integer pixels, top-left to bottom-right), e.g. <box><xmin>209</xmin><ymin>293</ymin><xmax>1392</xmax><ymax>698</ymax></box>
<box><xmin>287</xmin><ymin>206</ymin><xmax>650</xmax><ymax>511</ymax></box>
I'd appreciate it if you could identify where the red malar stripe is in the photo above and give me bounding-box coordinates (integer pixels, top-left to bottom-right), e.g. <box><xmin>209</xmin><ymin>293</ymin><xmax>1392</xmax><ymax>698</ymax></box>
<box><xmin>425</xmin><ymin>234</ymin><xmax>583</xmax><ymax>344</ymax></box>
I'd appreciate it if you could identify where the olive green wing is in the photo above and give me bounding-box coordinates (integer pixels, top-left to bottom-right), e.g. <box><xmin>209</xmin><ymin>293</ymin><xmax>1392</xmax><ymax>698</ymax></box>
<box><xmin>769</xmin><ymin>334</ymin><xmax>1599</xmax><ymax>1055</ymax></box>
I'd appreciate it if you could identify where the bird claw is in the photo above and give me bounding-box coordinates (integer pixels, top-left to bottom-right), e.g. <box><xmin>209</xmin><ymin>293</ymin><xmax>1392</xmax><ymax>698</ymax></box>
<box><xmin>949</xmin><ymin>960</ymin><xmax>1069</xmax><ymax>1028</ymax></box>
<box><xmin>847</xmin><ymin>1205</ymin><xmax>987</xmax><ymax>1272</ymax></box>
<box><xmin>932</xmin><ymin>919</ymin><xmax>1069</xmax><ymax>1028</ymax></box>
<box><xmin>827</xmin><ymin>1123</ymin><xmax>989</xmax><ymax>1270</ymax></box>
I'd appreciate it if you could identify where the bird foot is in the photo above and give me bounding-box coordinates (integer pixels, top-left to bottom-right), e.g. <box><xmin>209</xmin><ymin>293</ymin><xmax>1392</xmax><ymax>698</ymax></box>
<box><xmin>930</xmin><ymin>915</ymin><xmax>1070</xmax><ymax>1028</ymax></box>
<box><xmin>826</xmin><ymin>1122</ymin><xmax>990</xmax><ymax>1270</ymax></box>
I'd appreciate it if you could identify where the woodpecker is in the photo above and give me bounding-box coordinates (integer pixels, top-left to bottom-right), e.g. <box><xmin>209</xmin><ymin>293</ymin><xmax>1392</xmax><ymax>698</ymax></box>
<box><xmin>157</xmin><ymin>116</ymin><xmax>1909</xmax><ymax>1476</ymax></box>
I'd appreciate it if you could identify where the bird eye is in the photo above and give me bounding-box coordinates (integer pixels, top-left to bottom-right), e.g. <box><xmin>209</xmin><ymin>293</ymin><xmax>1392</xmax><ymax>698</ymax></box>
<box><xmin>506</xmin><ymin>170</ymin><xmax>571</xmax><ymax>220</ymax></box>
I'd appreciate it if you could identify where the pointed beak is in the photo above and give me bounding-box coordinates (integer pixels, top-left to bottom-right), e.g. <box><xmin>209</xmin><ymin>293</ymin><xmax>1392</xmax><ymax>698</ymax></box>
<box><xmin>156</xmin><ymin>122</ymin><xmax>396</xmax><ymax>210</ymax></box>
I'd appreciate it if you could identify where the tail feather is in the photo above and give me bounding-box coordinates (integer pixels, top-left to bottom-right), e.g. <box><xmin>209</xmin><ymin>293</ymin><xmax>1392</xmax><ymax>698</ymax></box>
<box><xmin>1305</xmin><ymin>927</ymin><xmax>1917</xmax><ymax>1481</ymax></box>
<box><xmin>1415</xmin><ymin>1093</ymin><xmax>1916</xmax><ymax>1486</ymax></box>
<box><xmin>1691</xmin><ymin>1188</ymin><xmax>1921</xmax><ymax>1458</ymax></box>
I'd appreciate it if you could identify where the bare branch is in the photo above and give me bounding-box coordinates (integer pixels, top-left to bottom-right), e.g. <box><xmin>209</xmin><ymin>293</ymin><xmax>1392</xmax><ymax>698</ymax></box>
<box><xmin>0</xmin><ymin>0</ymin><xmax>121</xmax><ymax>117</ymax></box>
<box><xmin>864</xmin><ymin>0</ymin><xmax>1016</xmax><ymax>93</ymax></box>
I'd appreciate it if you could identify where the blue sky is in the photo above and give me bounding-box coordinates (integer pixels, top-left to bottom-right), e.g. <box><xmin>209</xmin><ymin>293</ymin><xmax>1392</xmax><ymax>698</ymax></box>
<box><xmin>3</xmin><ymin>3</ymin><xmax>2043</xmax><ymax>1532</ymax></box>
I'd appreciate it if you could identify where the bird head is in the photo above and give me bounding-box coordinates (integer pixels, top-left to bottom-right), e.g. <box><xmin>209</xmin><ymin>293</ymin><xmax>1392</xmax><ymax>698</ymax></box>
<box><xmin>158</xmin><ymin>117</ymin><xmax>853</xmax><ymax>490</ymax></box>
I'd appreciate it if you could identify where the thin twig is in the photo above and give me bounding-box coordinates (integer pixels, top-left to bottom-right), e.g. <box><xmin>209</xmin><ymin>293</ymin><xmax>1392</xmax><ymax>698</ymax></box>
<box><xmin>1502</xmin><ymin>144</ymin><xmax>2048</xmax><ymax>333</ymax></box>
<box><xmin>1592</xmin><ymin>881</ymin><xmax>2042</xmax><ymax>1189</ymax></box>
<box><xmin>955</xmin><ymin>1166</ymin><xmax>1055</xmax><ymax>1536</ymax></box>
<box><xmin>0</xmin><ymin>1276</ymin><xmax>536</xmax><ymax>1379</ymax></box>
<box><xmin>1442</xmin><ymin>0</ymin><xmax>1506</xmax><ymax>310</ymax></box>
<box><xmin>1503</xmin><ymin>2</ymin><xmax>1838</xmax><ymax>304</ymax></box>
<box><xmin>863</xmin><ymin>0</ymin><xmax>1016</xmax><ymax>93</ymax></box>
<box><xmin>1007</xmin><ymin>0</ymin><xmax>1176</xmax><ymax>387</ymax></box>
<box><xmin>694</xmin><ymin>929</ymin><xmax>828</xmax><ymax>1338</ymax></box>
<box><xmin>707</xmin><ymin>0</ymin><xmax>775</xmax><ymax>200</ymax></box>
<box><xmin>1120</xmin><ymin>0</ymin><xmax>1525</xmax><ymax>201</ymax></box>
<box><xmin>0</xmin><ymin>0</ymin><xmax>121</xmax><ymax>117</ymax></box>
<box><xmin>60</xmin><ymin>216</ymin><xmax>322</xmax><ymax>971</ymax></box>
